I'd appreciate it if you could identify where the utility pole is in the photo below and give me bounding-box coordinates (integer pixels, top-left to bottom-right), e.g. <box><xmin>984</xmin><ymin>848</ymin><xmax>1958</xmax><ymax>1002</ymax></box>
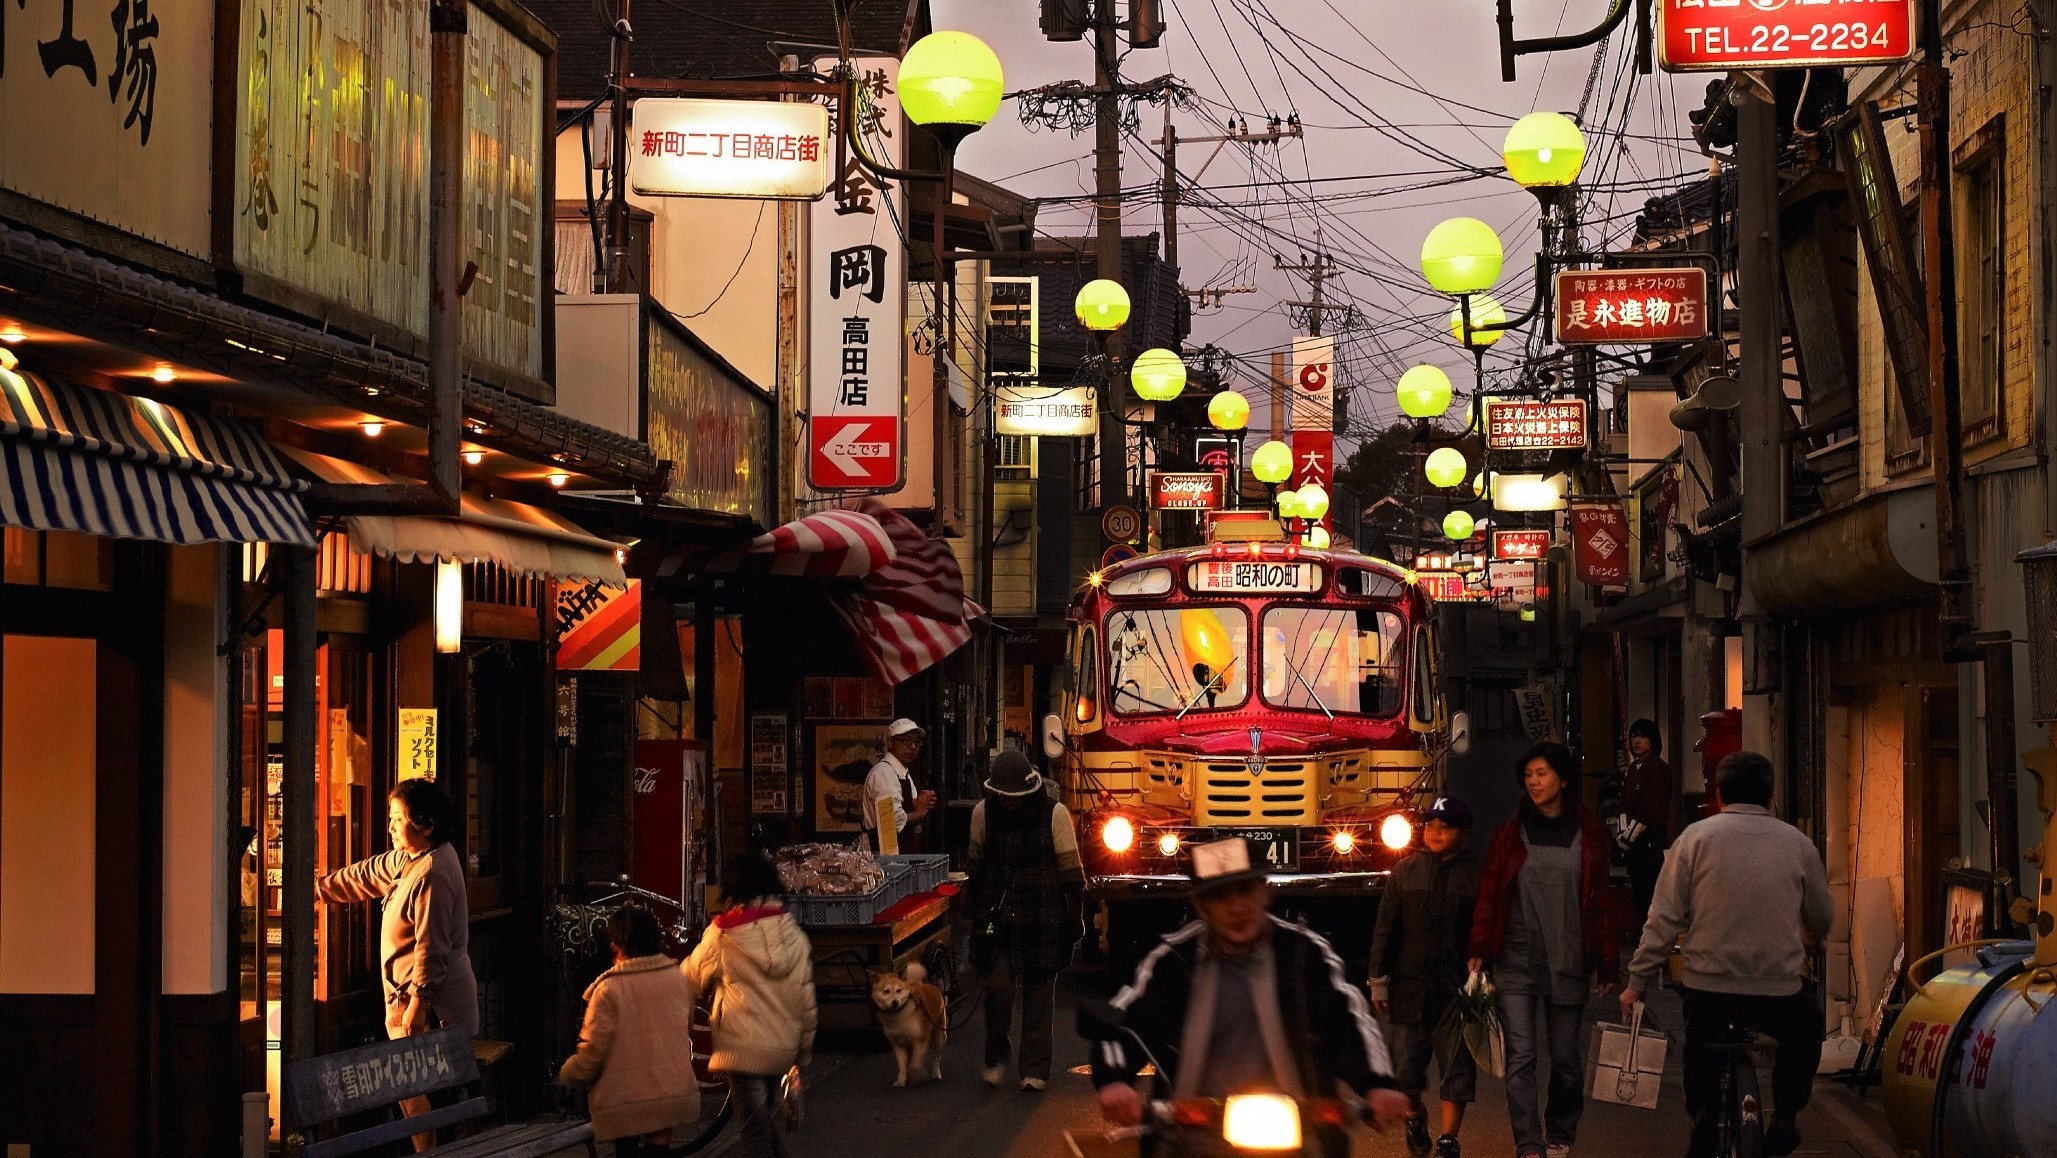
<box><xmin>1918</xmin><ymin>0</ymin><xmax>1969</xmax><ymax>639</ymax></box>
<box><xmin>604</xmin><ymin>0</ymin><xmax>635</xmax><ymax>293</ymax></box>
<box><xmin>1734</xmin><ymin>78</ymin><xmax>1782</xmax><ymax>767</ymax></box>
<box><xmin>1187</xmin><ymin>285</ymin><xmax>1257</xmax><ymax>310</ymax></box>
<box><xmin>1095</xmin><ymin>0</ymin><xmax>1128</xmax><ymax>512</ymax></box>
<box><xmin>1158</xmin><ymin>111</ymin><xmax>1302</xmax><ymax>281</ymax></box>
<box><xmin>1274</xmin><ymin>245</ymin><xmax>1341</xmax><ymax>336</ymax></box>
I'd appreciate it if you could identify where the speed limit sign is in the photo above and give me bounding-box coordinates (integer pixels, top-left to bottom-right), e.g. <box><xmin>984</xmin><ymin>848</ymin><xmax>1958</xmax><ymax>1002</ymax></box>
<box><xmin>1101</xmin><ymin>504</ymin><xmax>1142</xmax><ymax>544</ymax></box>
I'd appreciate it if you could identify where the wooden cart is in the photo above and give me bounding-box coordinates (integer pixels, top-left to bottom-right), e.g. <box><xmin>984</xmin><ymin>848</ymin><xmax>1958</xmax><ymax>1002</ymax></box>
<box><xmin>802</xmin><ymin>887</ymin><xmax>959</xmax><ymax>1031</ymax></box>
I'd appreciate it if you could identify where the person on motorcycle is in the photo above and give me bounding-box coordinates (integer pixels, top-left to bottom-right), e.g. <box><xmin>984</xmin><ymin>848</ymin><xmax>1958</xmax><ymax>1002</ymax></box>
<box><xmin>1091</xmin><ymin>837</ymin><xmax>1412</xmax><ymax>1153</ymax></box>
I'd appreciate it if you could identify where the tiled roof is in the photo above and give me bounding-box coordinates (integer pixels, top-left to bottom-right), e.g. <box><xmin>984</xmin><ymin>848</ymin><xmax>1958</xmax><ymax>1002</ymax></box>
<box><xmin>531</xmin><ymin>0</ymin><xmax>923</xmax><ymax>100</ymax></box>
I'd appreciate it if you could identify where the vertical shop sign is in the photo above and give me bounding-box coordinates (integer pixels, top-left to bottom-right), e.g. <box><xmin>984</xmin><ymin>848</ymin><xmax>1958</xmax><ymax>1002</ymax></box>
<box><xmin>1570</xmin><ymin>498</ymin><xmax>1631</xmax><ymax>588</ymax></box>
<box><xmin>807</xmin><ymin>55</ymin><xmax>904</xmax><ymax>490</ymax></box>
<box><xmin>749</xmin><ymin>712</ymin><xmax>790</xmax><ymax>815</ymax></box>
<box><xmin>397</xmin><ymin>708</ymin><xmax>438</xmax><ymax>779</ymax></box>
<box><xmin>1515</xmin><ymin>684</ymin><xmax>1555</xmax><ymax>742</ymax></box>
<box><xmin>556</xmin><ymin>581</ymin><xmax>642</xmax><ymax>670</ymax></box>
<box><xmin>1288</xmin><ymin>429</ymin><xmax>1333</xmax><ymax>533</ymax></box>
<box><xmin>1288</xmin><ymin>336</ymin><xmax>1334</xmax><ymax>431</ymax></box>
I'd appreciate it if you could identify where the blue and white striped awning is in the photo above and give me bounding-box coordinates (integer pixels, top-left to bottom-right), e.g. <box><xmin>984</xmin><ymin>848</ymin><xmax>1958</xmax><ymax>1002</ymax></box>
<box><xmin>0</xmin><ymin>355</ymin><xmax>314</xmax><ymax>547</ymax></box>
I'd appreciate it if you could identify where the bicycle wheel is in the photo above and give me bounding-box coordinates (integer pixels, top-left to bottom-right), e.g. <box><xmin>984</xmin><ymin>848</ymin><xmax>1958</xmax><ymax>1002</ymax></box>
<box><xmin>667</xmin><ymin>1084</ymin><xmax>734</xmax><ymax>1155</ymax></box>
<box><xmin>1725</xmin><ymin>1051</ymin><xmax>1765</xmax><ymax>1158</ymax></box>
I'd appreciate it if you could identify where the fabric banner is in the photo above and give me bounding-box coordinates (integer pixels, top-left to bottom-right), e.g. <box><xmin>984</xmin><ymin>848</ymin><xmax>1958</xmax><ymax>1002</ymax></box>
<box><xmin>1570</xmin><ymin>498</ymin><xmax>1630</xmax><ymax>588</ymax></box>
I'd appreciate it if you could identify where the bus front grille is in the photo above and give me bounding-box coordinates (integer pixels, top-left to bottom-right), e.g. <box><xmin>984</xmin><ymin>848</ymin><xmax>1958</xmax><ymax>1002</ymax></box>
<box><xmin>1197</xmin><ymin>761</ymin><xmax>1317</xmax><ymax>824</ymax></box>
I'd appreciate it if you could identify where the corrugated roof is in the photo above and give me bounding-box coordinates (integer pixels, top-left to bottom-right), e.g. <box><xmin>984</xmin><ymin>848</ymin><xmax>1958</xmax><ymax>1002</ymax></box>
<box><xmin>532</xmin><ymin>0</ymin><xmax>923</xmax><ymax>100</ymax></box>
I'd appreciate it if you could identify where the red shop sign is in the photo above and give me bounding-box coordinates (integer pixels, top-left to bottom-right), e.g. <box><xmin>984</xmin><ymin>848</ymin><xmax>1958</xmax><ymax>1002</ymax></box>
<box><xmin>1486</xmin><ymin>399</ymin><xmax>1588</xmax><ymax>451</ymax></box>
<box><xmin>1149</xmin><ymin>471</ymin><xmax>1225</xmax><ymax>511</ymax></box>
<box><xmin>1289</xmin><ymin>430</ymin><xmax>1334</xmax><ymax>533</ymax></box>
<box><xmin>1555</xmin><ymin>268</ymin><xmax>1709</xmax><ymax>345</ymax></box>
<box><xmin>1416</xmin><ymin>572</ymin><xmax>1469</xmax><ymax>602</ymax></box>
<box><xmin>1492</xmin><ymin>529</ymin><xmax>1553</xmax><ymax>561</ymax></box>
<box><xmin>1657</xmin><ymin>0</ymin><xmax>1914</xmax><ymax>73</ymax></box>
<box><xmin>1570</xmin><ymin>499</ymin><xmax>1631</xmax><ymax>588</ymax></box>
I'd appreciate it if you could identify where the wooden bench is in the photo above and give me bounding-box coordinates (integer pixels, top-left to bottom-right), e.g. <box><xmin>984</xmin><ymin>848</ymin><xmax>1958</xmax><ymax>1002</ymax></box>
<box><xmin>284</xmin><ymin>1026</ymin><xmax>595</xmax><ymax>1158</ymax></box>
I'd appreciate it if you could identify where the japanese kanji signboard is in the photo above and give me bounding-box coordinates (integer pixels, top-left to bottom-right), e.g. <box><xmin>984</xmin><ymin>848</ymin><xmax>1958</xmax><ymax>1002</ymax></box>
<box><xmin>995</xmin><ymin>387</ymin><xmax>1096</xmax><ymax>437</ymax></box>
<box><xmin>1492</xmin><ymin>529</ymin><xmax>1554</xmax><ymax>561</ymax></box>
<box><xmin>1289</xmin><ymin>335</ymin><xmax>1334</xmax><ymax>431</ymax></box>
<box><xmin>1555</xmin><ymin>268</ymin><xmax>1710</xmax><ymax>344</ymax></box>
<box><xmin>1657</xmin><ymin>0</ymin><xmax>1914</xmax><ymax>72</ymax></box>
<box><xmin>1486</xmin><ymin>399</ymin><xmax>1589</xmax><ymax>451</ymax></box>
<box><xmin>808</xmin><ymin>56</ymin><xmax>905</xmax><ymax>491</ymax></box>
<box><xmin>397</xmin><ymin>709</ymin><xmax>439</xmax><ymax>779</ymax></box>
<box><xmin>1570</xmin><ymin>499</ymin><xmax>1631</xmax><ymax>588</ymax></box>
<box><xmin>1289</xmin><ymin>429</ymin><xmax>1333</xmax><ymax>532</ymax></box>
<box><xmin>0</xmin><ymin>0</ymin><xmax>213</xmax><ymax>256</ymax></box>
<box><xmin>1150</xmin><ymin>471</ymin><xmax>1225</xmax><ymax>511</ymax></box>
<box><xmin>233</xmin><ymin>0</ymin><xmax>549</xmax><ymax>387</ymax></box>
<box><xmin>1416</xmin><ymin>572</ymin><xmax>1469</xmax><ymax>602</ymax></box>
<box><xmin>630</xmin><ymin>98</ymin><xmax>831</xmax><ymax>199</ymax></box>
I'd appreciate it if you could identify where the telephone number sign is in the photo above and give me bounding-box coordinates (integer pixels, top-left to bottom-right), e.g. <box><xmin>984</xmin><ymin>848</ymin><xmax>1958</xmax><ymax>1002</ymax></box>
<box><xmin>1658</xmin><ymin>0</ymin><xmax>1915</xmax><ymax>72</ymax></box>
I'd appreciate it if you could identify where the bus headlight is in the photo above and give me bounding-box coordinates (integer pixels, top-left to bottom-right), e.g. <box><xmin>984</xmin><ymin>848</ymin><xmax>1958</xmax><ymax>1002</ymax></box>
<box><xmin>1156</xmin><ymin>832</ymin><xmax>1182</xmax><ymax>857</ymax></box>
<box><xmin>1102</xmin><ymin>815</ymin><xmax>1135</xmax><ymax>853</ymax></box>
<box><xmin>1379</xmin><ymin>813</ymin><xmax>1413</xmax><ymax>850</ymax></box>
<box><xmin>1331</xmin><ymin>830</ymin><xmax>1356</xmax><ymax>854</ymax></box>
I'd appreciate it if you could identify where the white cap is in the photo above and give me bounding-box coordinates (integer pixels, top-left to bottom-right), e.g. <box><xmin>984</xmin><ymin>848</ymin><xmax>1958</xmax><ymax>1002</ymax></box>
<box><xmin>888</xmin><ymin>718</ymin><xmax>925</xmax><ymax>738</ymax></box>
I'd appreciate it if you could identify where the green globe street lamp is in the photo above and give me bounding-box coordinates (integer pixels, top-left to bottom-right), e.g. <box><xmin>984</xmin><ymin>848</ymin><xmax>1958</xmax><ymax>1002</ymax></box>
<box><xmin>1306</xmin><ymin>526</ymin><xmax>1331</xmax><ymax>550</ymax></box>
<box><xmin>1209</xmin><ymin>389</ymin><xmax>1252</xmax><ymax>510</ymax></box>
<box><xmin>1075</xmin><ymin>279</ymin><xmax>1132</xmax><ymax>332</ymax></box>
<box><xmin>1449</xmin><ymin>295</ymin><xmax>1508</xmax><ymax>349</ymax></box>
<box><xmin>1424</xmin><ymin>446</ymin><xmax>1468</xmax><ymax>489</ymax></box>
<box><xmin>1419</xmin><ymin>217</ymin><xmax>1504</xmax><ymax>295</ymax></box>
<box><xmin>1443</xmin><ymin>510</ymin><xmax>1476</xmax><ymax>541</ymax></box>
<box><xmin>1503</xmin><ymin>111</ymin><xmax>1587</xmax><ymax>202</ymax></box>
<box><xmin>1298</xmin><ymin>483</ymin><xmax>1330</xmax><ymax>520</ymax></box>
<box><xmin>1131</xmin><ymin>348</ymin><xmax>1187</xmax><ymax>402</ymax></box>
<box><xmin>1276</xmin><ymin>487</ymin><xmax>1306</xmax><ymax>521</ymax></box>
<box><xmin>1396</xmin><ymin>365</ymin><xmax>1454</xmax><ymax>421</ymax></box>
<box><xmin>899</xmin><ymin>31</ymin><xmax>1006</xmax><ymax>150</ymax></box>
<box><xmin>1250</xmin><ymin>439</ymin><xmax>1293</xmax><ymax>485</ymax></box>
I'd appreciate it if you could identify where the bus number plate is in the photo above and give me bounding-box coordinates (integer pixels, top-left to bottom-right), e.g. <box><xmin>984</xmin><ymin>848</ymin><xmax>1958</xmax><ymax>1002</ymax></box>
<box><xmin>1235</xmin><ymin>828</ymin><xmax>1299</xmax><ymax>871</ymax></box>
<box><xmin>1188</xmin><ymin>561</ymin><xmax>1321</xmax><ymax>594</ymax></box>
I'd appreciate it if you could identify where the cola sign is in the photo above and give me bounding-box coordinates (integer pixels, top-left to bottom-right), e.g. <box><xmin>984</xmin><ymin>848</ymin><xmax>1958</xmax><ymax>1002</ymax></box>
<box><xmin>1658</xmin><ymin>0</ymin><xmax>1914</xmax><ymax>73</ymax></box>
<box><xmin>1150</xmin><ymin>471</ymin><xmax>1226</xmax><ymax>511</ymax></box>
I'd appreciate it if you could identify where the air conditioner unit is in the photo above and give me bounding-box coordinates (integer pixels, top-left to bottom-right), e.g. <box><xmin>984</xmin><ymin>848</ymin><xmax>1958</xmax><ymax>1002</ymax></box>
<box><xmin>996</xmin><ymin>434</ymin><xmax>1037</xmax><ymax>479</ymax></box>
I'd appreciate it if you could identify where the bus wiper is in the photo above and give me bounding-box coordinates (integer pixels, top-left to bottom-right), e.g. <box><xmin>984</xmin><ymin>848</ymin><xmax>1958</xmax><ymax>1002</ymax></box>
<box><xmin>1285</xmin><ymin>655</ymin><xmax>1335</xmax><ymax>721</ymax></box>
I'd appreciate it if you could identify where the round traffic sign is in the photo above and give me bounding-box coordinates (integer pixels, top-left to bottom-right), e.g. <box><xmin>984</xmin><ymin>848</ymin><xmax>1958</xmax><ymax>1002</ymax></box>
<box><xmin>1102</xmin><ymin>544</ymin><xmax>1139</xmax><ymax>568</ymax></box>
<box><xmin>1100</xmin><ymin>504</ymin><xmax>1142</xmax><ymax>543</ymax></box>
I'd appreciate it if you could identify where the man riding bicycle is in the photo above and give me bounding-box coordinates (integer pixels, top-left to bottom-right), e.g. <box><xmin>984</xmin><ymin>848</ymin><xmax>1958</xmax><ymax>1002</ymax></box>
<box><xmin>1619</xmin><ymin>752</ymin><xmax>1833</xmax><ymax>1158</ymax></box>
<box><xmin>1091</xmin><ymin>837</ymin><xmax>1411</xmax><ymax>1155</ymax></box>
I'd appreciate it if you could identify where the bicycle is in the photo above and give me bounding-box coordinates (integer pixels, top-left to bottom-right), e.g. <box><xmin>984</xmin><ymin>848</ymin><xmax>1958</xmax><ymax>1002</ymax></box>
<box><xmin>1704</xmin><ymin>1028</ymin><xmax>1777</xmax><ymax>1158</ymax></box>
<box><xmin>549</xmin><ymin>878</ymin><xmax>736</xmax><ymax>1154</ymax></box>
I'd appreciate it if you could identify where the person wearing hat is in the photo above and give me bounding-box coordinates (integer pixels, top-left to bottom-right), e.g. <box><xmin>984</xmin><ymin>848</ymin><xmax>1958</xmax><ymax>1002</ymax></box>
<box><xmin>965</xmin><ymin>749</ymin><xmax>1083</xmax><ymax>1091</ymax></box>
<box><xmin>1368</xmin><ymin>796</ymin><xmax>1482</xmax><ymax>1158</ymax></box>
<box><xmin>1608</xmin><ymin>719</ymin><xmax>1676</xmax><ymax>930</ymax></box>
<box><xmin>862</xmin><ymin>719</ymin><xmax>935</xmax><ymax>854</ymax></box>
<box><xmin>1090</xmin><ymin>837</ymin><xmax>1411</xmax><ymax>1154</ymax></box>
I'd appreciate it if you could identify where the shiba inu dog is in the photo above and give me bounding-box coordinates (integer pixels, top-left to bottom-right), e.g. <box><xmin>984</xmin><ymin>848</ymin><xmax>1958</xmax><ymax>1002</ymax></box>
<box><xmin>870</xmin><ymin>962</ymin><xmax>947</xmax><ymax>1086</ymax></box>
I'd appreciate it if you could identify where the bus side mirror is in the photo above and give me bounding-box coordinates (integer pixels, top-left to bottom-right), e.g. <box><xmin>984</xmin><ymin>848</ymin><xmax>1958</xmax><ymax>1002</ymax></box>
<box><xmin>1042</xmin><ymin>714</ymin><xmax>1067</xmax><ymax>761</ymax></box>
<box><xmin>1448</xmin><ymin>710</ymin><xmax>1472</xmax><ymax>756</ymax></box>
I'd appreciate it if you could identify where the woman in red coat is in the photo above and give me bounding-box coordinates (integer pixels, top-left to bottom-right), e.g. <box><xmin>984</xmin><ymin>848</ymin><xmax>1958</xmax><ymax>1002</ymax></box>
<box><xmin>1466</xmin><ymin>742</ymin><xmax>1619</xmax><ymax>1158</ymax></box>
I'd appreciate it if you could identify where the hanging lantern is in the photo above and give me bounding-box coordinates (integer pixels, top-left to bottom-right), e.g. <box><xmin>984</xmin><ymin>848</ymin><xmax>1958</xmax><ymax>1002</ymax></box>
<box><xmin>1424</xmin><ymin>446</ymin><xmax>1468</xmax><ymax>488</ymax></box>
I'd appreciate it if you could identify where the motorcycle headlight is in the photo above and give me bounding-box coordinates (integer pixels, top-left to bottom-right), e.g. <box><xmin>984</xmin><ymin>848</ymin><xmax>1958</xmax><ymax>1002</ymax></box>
<box><xmin>1101</xmin><ymin>815</ymin><xmax>1135</xmax><ymax>853</ymax></box>
<box><xmin>1221</xmin><ymin>1093</ymin><xmax>1302</xmax><ymax>1152</ymax></box>
<box><xmin>1379</xmin><ymin>813</ymin><xmax>1413</xmax><ymax>850</ymax></box>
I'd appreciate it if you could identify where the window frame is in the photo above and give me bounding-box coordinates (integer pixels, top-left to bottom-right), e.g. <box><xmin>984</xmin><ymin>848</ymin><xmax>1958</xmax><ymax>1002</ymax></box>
<box><xmin>1954</xmin><ymin>116</ymin><xmax>2005</xmax><ymax>444</ymax></box>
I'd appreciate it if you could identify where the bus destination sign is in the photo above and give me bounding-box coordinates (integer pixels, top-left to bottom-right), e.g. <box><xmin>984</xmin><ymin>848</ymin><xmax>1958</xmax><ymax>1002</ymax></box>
<box><xmin>1658</xmin><ymin>0</ymin><xmax>1915</xmax><ymax>73</ymax></box>
<box><xmin>1187</xmin><ymin>560</ymin><xmax>1322</xmax><ymax>594</ymax></box>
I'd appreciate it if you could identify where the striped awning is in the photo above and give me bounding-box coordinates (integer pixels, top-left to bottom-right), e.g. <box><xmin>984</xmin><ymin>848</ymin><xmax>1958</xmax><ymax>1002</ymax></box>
<box><xmin>0</xmin><ymin>356</ymin><xmax>314</xmax><ymax>546</ymax></box>
<box><xmin>286</xmin><ymin>449</ymin><xmax>626</xmax><ymax>585</ymax></box>
<box><xmin>713</xmin><ymin>500</ymin><xmax>978</xmax><ymax>685</ymax></box>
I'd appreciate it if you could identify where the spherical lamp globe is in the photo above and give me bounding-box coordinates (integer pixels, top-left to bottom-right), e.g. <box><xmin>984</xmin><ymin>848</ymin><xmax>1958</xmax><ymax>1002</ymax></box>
<box><xmin>1449</xmin><ymin>295</ymin><xmax>1509</xmax><ymax>348</ymax></box>
<box><xmin>898</xmin><ymin>32</ymin><xmax>1004</xmax><ymax>148</ymax></box>
<box><xmin>1131</xmin><ymin>348</ymin><xmax>1188</xmax><ymax>402</ymax></box>
<box><xmin>1208</xmin><ymin>389</ymin><xmax>1251</xmax><ymax>431</ymax></box>
<box><xmin>1298</xmin><ymin>483</ymin><xmax>1330</xmax><ymax>520</ymax></box>
<box><xmin>1306</xmin><ymin>526</ymin><xmax>1332</xmax><ymax>549</ymax></box>
<box><xmin>1503</xmin><ymin>111</ymin><xmax>1587</xmax><ymax>190</ymax></box>
<box><xmin>1420</xmin><ymin>217</ymin><xmax>1504</xmax><ymax>295</ymax></box>
<box><xmin>1276</xmin><ymin>488</ymin><xmax>1306</xmax><ymax>520</ymax></box>
<box><xmin>1424</xmin><ymin>446</ymin><xmax>1468</xmax><ymax>489</ymax></box>
<box><xmin>1250</xmin><ymin>440</ymin><xmax>1293</xmax><ymax>485</ymax></box>
<box><xmin>1396</xmin><ymin>365</ymin><xmax>1454</xmax><ymax>420</ymax></box>
<box><xmin>1443</xmin><ymin>510</ymin><xmax>1476</xmax><ymax>541</ymax></box>
<box><xmin>1074</xmin><ymin>280</ymin><xmax>1131</xmax><ymax>332</ymax></box>
<box><xmin>1470</xmin><ymin>472</ymin><xmax>1488</xmax><ymax>499</ymax></box>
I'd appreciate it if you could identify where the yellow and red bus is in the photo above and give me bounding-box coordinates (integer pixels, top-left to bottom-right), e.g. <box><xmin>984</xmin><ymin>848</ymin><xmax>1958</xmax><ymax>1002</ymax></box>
<box><xmin>1053</xmin><ymin>530</ymin><xmax>1452</xmax><ymax>967</ymax></box>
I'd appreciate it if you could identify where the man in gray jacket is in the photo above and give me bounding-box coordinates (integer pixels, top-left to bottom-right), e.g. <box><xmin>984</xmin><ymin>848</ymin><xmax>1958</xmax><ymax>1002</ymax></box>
<box><xmin>1619</xmin><ymin>751</ymin><xmax>1833</xmax><ymax>1158</ymax></box>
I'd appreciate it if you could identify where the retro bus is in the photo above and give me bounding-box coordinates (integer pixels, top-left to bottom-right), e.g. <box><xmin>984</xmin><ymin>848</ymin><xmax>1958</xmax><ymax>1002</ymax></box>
<box><xmin>1051</xmin><ymin>528</ymin><xmax>1453</xmax><ymax>969</ymax></box>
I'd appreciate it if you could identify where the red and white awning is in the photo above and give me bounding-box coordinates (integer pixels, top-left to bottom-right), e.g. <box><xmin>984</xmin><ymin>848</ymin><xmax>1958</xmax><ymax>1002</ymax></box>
<box><xmin>711</xmin><ymin>500</ymin><xmax>978</xmax><ymax>685</ymax></box>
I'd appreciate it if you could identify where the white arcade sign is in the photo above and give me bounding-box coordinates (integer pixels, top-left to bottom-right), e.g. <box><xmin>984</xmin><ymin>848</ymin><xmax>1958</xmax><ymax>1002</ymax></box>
<box><xmin>630</xmin><ymin>99</ymin><xmax>832</xmax><ymax>199</ymax></box>
<box><xmin>1187</xmin><ymin>560</ymin><xmax>1323</xmax><ymax>594</ymax></box>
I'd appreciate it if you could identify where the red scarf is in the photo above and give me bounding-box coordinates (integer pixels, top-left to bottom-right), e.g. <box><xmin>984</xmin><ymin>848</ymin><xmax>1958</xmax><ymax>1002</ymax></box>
<box><xmin>714</xmin><ymin>904</ymin><xmax>785</xmax><ymax>930</ymax></box>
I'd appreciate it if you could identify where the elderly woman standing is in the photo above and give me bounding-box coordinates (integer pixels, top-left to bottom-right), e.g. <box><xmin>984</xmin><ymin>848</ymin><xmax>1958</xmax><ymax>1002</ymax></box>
<box><xmin>317</xmin><ymin>778</ymin><xmax>477</xmax><ymax>1149</ymax></box>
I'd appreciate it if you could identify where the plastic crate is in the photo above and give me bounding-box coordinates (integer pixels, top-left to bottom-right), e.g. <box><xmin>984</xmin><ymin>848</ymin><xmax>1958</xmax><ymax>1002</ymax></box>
<box><xmin>785</xmin><ymin>879</ymin><xmax>892</xmax><ymax>926</ymax></box>
<box><xmin>879</xmin><ymin>854</ymin><xmax>949</xmax><ymax>894</ymax></box>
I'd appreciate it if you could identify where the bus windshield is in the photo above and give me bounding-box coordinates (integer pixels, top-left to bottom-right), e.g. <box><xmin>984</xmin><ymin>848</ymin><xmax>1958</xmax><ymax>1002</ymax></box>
<box><xmin>1260</xmin><ymin>606</ymin><xmax>1405</xmax><ymax>717</ymax></box>
<box><xmin>1104</xmin><ymin>605</ymin><xmax>1250</xmax><ymax>716</ymax></box>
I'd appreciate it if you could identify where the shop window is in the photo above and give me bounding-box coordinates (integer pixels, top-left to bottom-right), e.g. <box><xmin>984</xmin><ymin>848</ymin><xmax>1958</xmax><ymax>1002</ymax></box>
<box><xmin>2</xmin><ymin>527</ymin><xmax>113</xmax><ymax>590</ymax></box>
<box><xmin>0</xmin><ymin>634</ymin><xmax>98</xmax><ymax>994</ymax></box>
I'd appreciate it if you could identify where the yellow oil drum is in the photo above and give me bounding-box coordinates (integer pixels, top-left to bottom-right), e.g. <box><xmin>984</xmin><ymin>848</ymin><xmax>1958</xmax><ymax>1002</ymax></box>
<box><xmin>1879</xmin><ymin>941</ymin><xmax>2037</xmax><ymax>1157</ymax></box>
